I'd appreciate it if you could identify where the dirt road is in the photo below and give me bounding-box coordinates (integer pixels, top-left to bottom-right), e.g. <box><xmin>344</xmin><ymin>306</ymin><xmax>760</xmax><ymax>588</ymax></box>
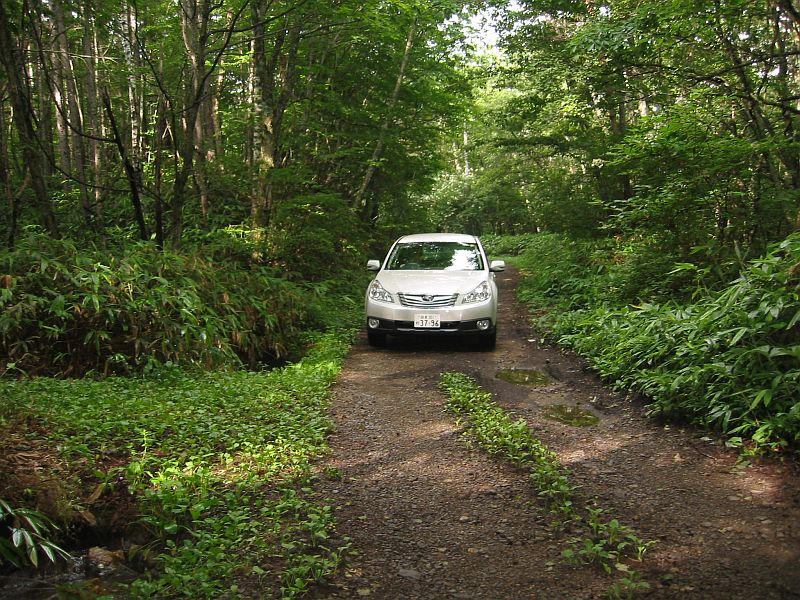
<box><xmin>311</xmin><ymin>267</ymin><xmax>800</xmax><ymax>599</ymax></box>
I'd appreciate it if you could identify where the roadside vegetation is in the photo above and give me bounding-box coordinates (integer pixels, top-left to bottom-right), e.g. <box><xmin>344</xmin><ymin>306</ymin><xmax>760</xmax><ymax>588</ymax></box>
<box><xmin>0</xmin><ymin>228</ymin><xmax>367</xmax><ymax>594</ymax></box>
<box><xmin>484</xmin><ymin>233</ymin><xmax>800</xmax><ymax>456</ymax></box>
<box><xmin>1</xmin><ymin>332</ymin><xmax>353</xmax><ymax>597</ymax></box>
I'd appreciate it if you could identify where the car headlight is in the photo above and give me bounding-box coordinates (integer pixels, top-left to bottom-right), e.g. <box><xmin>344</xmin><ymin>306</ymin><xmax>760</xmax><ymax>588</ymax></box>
<box><xmin>368</xmin><ymin>280</ymin><xmax>394</xmax><ymax>303</ymax></box>
<box><xmin>463</xmin><ymin>281</ymin><xmax>491</xmax><ymax>304</ymax></box>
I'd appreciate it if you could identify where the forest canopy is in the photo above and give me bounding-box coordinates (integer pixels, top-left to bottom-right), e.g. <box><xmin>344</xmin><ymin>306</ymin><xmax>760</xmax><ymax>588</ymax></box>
<box><xmin>0</xmin><ymin>0</ymin><xmax>474</xmax><ymax>248</ymax></box>
<box><xmin>1</xmin><ymin>0</ymin><xmax>799</xmax><ymax>260</ymax></box>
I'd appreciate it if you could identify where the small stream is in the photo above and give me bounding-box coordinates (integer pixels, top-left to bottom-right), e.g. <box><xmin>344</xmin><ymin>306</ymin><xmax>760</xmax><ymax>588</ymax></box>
<box><xmin>0</xmin><ymin>545</ymin><xmax>138</xmax><ymax>599</ymax></box>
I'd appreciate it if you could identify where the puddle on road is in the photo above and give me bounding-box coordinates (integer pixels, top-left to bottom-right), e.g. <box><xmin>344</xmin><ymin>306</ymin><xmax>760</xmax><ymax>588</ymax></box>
<box><xmin>495</xmin><ymin>368</ymin><xmax>551</xmax><ymax>386</ymax></box>
<box><xmin>542</xmin><ymin>404</ymin><xmax>599</xmax><ymax>427</ymax></box>
<box><xmin>495</xmin><ymin>369</ymin><xmax>598</xmax><ymax>426</ymax></box>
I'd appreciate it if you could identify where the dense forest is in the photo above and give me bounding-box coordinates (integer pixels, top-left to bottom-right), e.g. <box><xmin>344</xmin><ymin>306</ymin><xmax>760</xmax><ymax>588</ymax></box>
<box><xmin>1</xmin><ymin>0</ymin><xmax>799</xmax><ymax>595</ymax></box>
<box><xmin>2</xmin><ymin>0</ymin><xmax>800</xmax><ymax>258</ymax></box>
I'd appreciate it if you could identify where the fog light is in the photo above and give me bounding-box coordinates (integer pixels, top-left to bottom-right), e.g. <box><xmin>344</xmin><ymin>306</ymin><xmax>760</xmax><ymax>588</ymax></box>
<box><xmin>368</xmin><ymin>318</ymin><xmax>381</xmax><ymax>329</ymax></box>
<box><xmin>477</xmin><ymin>319</ymin><xmax>491</xmax><ymax>331</ymax></box>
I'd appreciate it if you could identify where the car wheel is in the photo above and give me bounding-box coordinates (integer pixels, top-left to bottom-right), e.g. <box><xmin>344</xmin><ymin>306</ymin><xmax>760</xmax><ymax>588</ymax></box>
<box><xmin>479</xmin><ymin>330</ymin><xmax>496</xmax><ymax>351</ymax></box>
<box><xmin>367</xmin><ymin>330</ymin><xmax>387</xmax><ymax>347</ymax></box>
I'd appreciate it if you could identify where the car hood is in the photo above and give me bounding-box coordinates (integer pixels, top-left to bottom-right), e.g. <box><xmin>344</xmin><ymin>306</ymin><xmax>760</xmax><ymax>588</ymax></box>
<box><xmin>376</xmin><ymin>270</ymin><xmax>488</xmax><ymax>296</ymax></box>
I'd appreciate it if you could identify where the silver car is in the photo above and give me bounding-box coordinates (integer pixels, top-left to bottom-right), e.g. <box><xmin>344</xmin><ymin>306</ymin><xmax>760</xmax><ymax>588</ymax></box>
<box><xmin>364</xmin><ymin>233</ymin><xmax>505</xmax><ymax>349</ymax></box>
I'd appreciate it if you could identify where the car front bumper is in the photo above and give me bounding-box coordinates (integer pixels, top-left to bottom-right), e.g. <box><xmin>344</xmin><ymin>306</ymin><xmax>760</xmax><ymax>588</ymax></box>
<box><xmin>365</xmin><ymin>301</ymin><xmax>497</xmax><ymax>335</ymax></box>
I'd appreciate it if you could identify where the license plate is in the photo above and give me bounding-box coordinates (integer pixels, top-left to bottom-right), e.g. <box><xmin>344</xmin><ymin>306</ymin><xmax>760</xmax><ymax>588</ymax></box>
<box><xmin>414</xmin><ymin>313</ymin><xmax>441</xmax><ymax>328</ymax></box>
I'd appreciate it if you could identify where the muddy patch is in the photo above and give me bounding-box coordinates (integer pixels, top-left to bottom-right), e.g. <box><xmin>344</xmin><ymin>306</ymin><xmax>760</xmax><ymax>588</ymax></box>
<box><xmin>495</xmin><ymin>368</ymin><xmax>551</xmax><ymax>386</ymax></box>
<box><xmin>541</xmin><ymin>404</ymin><xmax>600</xmax><ymax>427</ymax></box>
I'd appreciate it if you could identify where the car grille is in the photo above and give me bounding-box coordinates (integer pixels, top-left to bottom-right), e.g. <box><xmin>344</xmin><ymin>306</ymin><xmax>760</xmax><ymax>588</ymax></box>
<box><xmin>398</xmin><ymin>293</ymin><xmax>458</xmax><ymax>308</ymax></box>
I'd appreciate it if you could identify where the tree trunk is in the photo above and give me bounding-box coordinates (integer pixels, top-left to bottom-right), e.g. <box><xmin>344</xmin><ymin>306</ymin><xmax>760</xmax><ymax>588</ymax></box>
<box><xmin>0</xmin><ymin>0</ymin><xmax>59</xmax><ymax>238</ymax></box>
<box><xmin>250</xmin><ymin>2</ymin><xmax>303</xmax><ymax>232</ymax></box>
<box><xmin>50</xmin><ymin>4</ymin><xmax>71</xmax><ymax>176</ymax></box>
<box><xmin>124</xmin><ymin>2</ymin><xmax>143</xmax><ymax>176</ymax></box>
<box><xmin>103</xmin><ymin>91</ymin><xmax>148</xmax><ymax>241</ymax></box>
<box><xmin>353</xmin><ymin>17</ymin><xmax>418</xmax><ymax>220</ymax></box>
<box><xmin>170</xmin><ymin>0</ymin><xmax>210</xmax><ymax>245</ymax></box>
<box><xmin>250</xmin><ymin>3</ymin><xmax>283</xmax><ymax>232</ymax></box>
<box><xmin>32</xmin><ymin>43</ymin><xmax>54</xmax><ymax>180</ymax></box>
<box><xmin>83</xmin><ymin>4</ymin><xmax>105</xmax><ymax>226</ymax></box>
<box><xmin>0</xmin><ymin>89</ymin><xmax>18</xmax><ymax>248</ymax></box>
<box><xmin>54</xmin><ymin>0</ymin><xmax>99</xmax><ymax>236</ymax></box>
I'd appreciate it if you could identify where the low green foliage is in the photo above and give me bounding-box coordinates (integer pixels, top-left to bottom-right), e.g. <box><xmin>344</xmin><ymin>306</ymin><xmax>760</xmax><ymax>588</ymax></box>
<box><xmin>440</xmin><ymin>371</ymin><xmax>573</xmax><ymax>515</ymax></box>
<box><xmin>0</xmin><ymin>234</ymin><xmax>335</xmax><ymax>376</ymax></box>
<box><xmin>0</xmin><ymin>332</ymin><xmax>352</xmax><ymax>597</ymax></box>
<box><xmin>267</xmin><ymin>194</ymin><xmax>370</xmax><ymax>283</ymax></box>
<box><xmin>0</xmin><ymin>499</ymin><xmax>70</xmax><ymax>569</ymax></box>
<box><xmin>510</xmin><ymin>231</ymin><xmax>800</xmax><ymax>454</ymax></box>
<box><xmin>513</xmin><ymin>233</ymin><xmax>605</xmax><ymax>315</ymax></box>
<box><xmin>562</xmin><ymin>505</ymin><xmax>656</xmax><ymax>580</ymax></box>
<box><xmin>480</xmin><ymin>233</ymin><xmax>540</xmax><ymax>257</ymax></box>
<box><xmin>555</xmin><ymin>234</ymin><xmax>800</xmax><ymax>453</ymax></box>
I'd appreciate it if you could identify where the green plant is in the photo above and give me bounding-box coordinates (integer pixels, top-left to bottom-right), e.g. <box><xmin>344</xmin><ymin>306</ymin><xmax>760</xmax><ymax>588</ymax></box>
<box><xmin>440</xmin><ymin>373</ymin><xmax>656</xmax><ymax>595</ymax></box>
<box><xmin>563</xmin><ymin>505</ymin><xmax>656</xmax><ymax>573</ymax></box>
<box><xmin>0</xmin><ymin>331</ymin><xmax>353</xmax><ymax>597</ymax></box>
<box><xmin>507</xmin><ymin>230</ymin><xmax>800</xmax><ymax>454</ymax></box>
<box><xmin>481</xmin><ymin>233</ymin><xmax>540</xmax><ymax>257</ymax></box>
<box><xmin>440</xmin><ymin>372</ymin><xmax>574</xmax><ymax>514</ymax></box>
<box><xmin>555</xmin><ymin>233</ymin><xmax>800</xmax><ymax>453</ymax></box>
<box><xmin>605</xmin><ymin>565</ymin><xmax>651</xmax><ymax>599</ymax></box>
<box><xmin>0</xmin><ymin>499</ymin><xmax>70</xmax><ymax>568</ymax></box>
<box><xmin>0</xmin><ymin>234</ymin><xmax>314</xmax><ymax>376</ymax></box>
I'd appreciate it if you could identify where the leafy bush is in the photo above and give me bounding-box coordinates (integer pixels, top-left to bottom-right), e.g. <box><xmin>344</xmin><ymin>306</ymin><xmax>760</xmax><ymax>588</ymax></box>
<box><xmin>0</xmin><ymin>235</ymin><xmax>313</xmax><ymax>376</ymax></box>
<box><xmin>480</xmin><ymin>233</ymin><xmax>540</xmax><ymax>257</ymax></box>
<box><xmin>267</xmin><ymin>194</ymin><xmax>369</xmax><ymax>282</ymax></box>
<box><xmin>604</xmin><ymin>238</ymin><xmax>690</xmax><ymax>302</ymax></box>
<box><xmin>0</xmin><ymin>499</ymin><xmax>69</xmax><ymax>569</ymax></box>
<box><xmin>555</xmin><ymin>233</ymin><xmax>800</xmax><ymax>453</ymax></box>
<box><xmin>513</xmin><ymin>233</ymin><xmax>608</xmax><ymax>314</ymax></box>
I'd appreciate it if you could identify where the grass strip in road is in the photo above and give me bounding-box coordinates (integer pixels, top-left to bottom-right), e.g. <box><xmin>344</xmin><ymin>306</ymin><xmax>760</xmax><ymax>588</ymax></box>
<box><xmin>440</xmin><ymin>371</ymin><xmax>655</xmax><ymax>599</ymax></box>
<box><xmin>0</xmin><ymin>332</ymin><xmax>352</xmax><ymax>598</ymax></box>
<box><xmin>440</xmin><ymin>371</ymin><xmax>574</xmax><ymax>516</ymax></box>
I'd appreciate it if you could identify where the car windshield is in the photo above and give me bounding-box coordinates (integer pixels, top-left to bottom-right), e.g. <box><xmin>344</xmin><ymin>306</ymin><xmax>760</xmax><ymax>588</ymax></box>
<box><xmin>385</xmin><ymin>241</ymin><xmax>484</xmax><ymax>271</ymax></box>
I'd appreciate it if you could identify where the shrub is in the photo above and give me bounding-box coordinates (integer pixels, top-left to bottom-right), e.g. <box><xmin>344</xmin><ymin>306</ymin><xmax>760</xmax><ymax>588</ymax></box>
<box><xmin>514</xmin><ymin>233</ymin><xmax>607</xmax><ymax>313</ymax></box>
<box><xmin>0</xmin><ymin>499</ymin><xmax>69</xmax><ymax>569</ymax></box>
<box><xmin>480</xmin><ymin>233</ymin><xmax>540</xmax><ymax>257</ymax></box>
<box><xmin>267</xmin><ymin>194</ymin><xmax>369</xmax><ymax>283</ymax></box>
<box><xmin>0</xmin><ymin>235</ymin><xmax>309</xmax><ymax>376</ymax></box>
<box><xmin>556</xmin><ymin>233</ymin><xmax>800</xmax><ymax>453</ymax></box>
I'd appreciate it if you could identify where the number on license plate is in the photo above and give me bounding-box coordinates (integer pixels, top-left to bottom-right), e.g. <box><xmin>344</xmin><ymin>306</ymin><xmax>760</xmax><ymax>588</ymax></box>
<box><xmin>414</xmin><ymin>314</ymin><xmax>440</xmax><ymax>328</ymax></box>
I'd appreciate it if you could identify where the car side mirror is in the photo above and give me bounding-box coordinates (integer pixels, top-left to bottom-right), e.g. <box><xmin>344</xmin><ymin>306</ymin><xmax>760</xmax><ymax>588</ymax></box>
<box><xmin>489</xmin><ymin>260</ymin><xmax>506</xmax><ymax>272</ymax></box>
<box><xmin>367</xmin><ymin>259</ymin><xmax>381</xmax><ymax>271</ymax></box>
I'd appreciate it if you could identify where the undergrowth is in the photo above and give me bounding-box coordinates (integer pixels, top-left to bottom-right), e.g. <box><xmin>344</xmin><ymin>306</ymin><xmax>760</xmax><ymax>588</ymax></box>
<box><xmin>439</xmin><ymin>372</ymin><xmax>653</xmax><ymax>598</ymax></box>
<box><xmin>0</xmin><ymin>234</ymin><xmax>365</xmax><ymax>377</ymax></box>
<box><xmin>440</xmin><ymin>372</ymin><xmax>573</xmax><ymax>515</ymax></box>
<box><xmin>512</xmin><ymin>232</ymin><xmax>800</xmax><ymax>454</ymax></box>
<box><xmin>0</xmin><ymin>332</ymin><xmax>353</xmax><ymax>597</ymax></box>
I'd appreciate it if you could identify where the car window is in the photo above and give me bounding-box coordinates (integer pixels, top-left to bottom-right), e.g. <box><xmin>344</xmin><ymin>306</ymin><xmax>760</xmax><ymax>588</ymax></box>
<box><xmin>386</xmin><ymin>242</ymin><xmax>484</xmax><ymax>271</ymax></box>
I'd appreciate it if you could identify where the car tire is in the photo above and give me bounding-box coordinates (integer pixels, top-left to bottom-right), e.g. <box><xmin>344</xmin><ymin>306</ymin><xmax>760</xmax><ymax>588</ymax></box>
<box><xmin>479</xmin><ymin>330</ymin><xmax>496</xmax><ymax>351</ymax></box>
<box><xmin>367</xmin><ymin>330</ymin><xmax>387</xmax><ymax>347</ymax></box>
